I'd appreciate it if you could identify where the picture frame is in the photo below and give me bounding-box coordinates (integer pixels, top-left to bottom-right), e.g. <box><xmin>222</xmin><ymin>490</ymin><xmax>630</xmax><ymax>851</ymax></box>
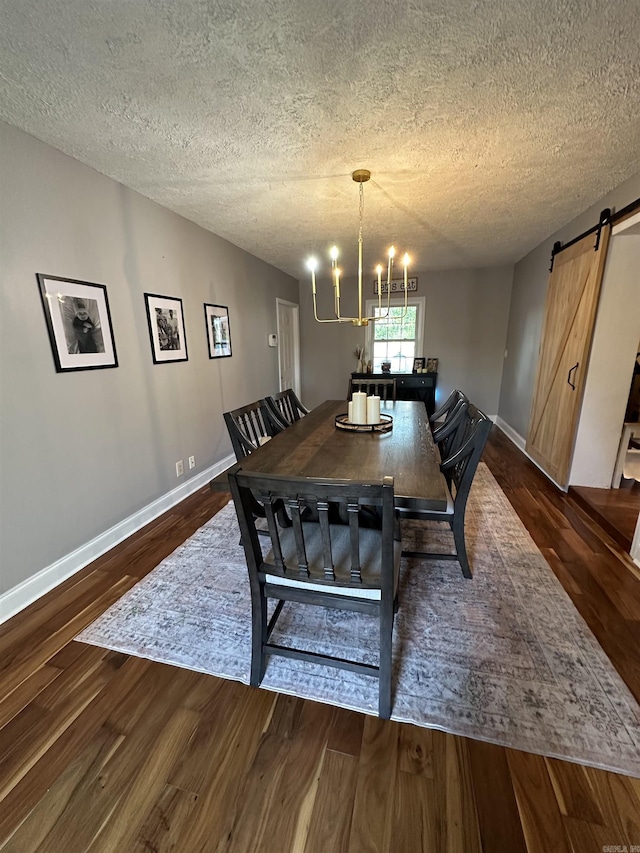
<box><xmin>412</xmin><ymin>357</ymin><xmax>425</xmax><ymax>373</ymax></box>
<box><xmin>426</xmin><ymin>357</ymin><xmax>439</xmax><ymax>373</ymax></box>
<box><xmin>204</xmin><ymin>303</ymin><xmax>232</xmax><ymax>359</ymax></box>
<box><xmin>144</xmin><ymin>293</ymin><xmax>188</xmax><ymax>363</ymax></box>
<box><xmin>36</xmin><ymin>273</ymin><xmax>118</xmax><ymax>373</ymax></box>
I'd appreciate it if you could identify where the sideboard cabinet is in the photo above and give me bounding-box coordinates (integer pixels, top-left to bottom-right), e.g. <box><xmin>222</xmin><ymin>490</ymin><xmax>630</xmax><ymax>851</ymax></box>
<box><xmin>350</xmin><ymin>372</ymin><xmax>437</xmax><ymax>417</ymax></box>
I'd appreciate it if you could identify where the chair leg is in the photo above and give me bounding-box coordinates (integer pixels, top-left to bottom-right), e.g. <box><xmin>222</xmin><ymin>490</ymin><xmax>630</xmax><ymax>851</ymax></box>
<box><xmin>451</xmin><ymin>515</ymin><xmax>472</xmax><ymax>579</ymax></box>
<box><xmin>250</xmin><ymin>582</ymin><xmax>268</xmax><ymax>686</ymax></box>
<box><xmin>378</xmin><ymin>601</ymin><xmax>394</xmax><ymax>719</ymax></box>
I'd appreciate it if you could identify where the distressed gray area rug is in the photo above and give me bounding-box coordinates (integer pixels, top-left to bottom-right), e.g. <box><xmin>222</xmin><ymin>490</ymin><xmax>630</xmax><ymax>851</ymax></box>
<box><xmin>77</xmin><ymin>464</ymin><xmax>640</xmax><ymax>777</ymax></box>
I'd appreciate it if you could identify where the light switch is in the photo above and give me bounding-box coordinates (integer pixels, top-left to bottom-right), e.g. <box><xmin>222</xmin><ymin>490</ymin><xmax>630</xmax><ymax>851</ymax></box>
<box><xmin>268</xmin><ymin>334</ymin><xmax>278</xmax><ymax>347</ymax></box>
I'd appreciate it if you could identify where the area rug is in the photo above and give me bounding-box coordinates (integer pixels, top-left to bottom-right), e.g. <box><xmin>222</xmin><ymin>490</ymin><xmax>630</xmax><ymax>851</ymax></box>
<box><xmin>77</xmin><ymin>464</ymin><xmax>640</xmax><ymax>778</ymax></box>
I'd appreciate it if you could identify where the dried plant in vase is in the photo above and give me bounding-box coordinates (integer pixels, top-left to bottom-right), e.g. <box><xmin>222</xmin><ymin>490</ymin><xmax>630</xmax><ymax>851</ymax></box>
<box><xmin>353</xmin><ymin>345</ymin><xmax>365</xmax><ymax>373</ymax></box>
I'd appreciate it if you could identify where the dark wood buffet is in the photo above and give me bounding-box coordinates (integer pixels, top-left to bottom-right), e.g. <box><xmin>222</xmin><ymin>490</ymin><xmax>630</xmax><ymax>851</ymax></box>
<box><xmin>350</xmin><ymin>371</ymin><xmax>437</xmax><ymax>417</ymax></box>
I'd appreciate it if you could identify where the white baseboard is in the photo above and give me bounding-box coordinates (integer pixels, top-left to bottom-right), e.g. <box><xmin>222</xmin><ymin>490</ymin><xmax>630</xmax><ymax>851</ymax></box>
<box><xmin>0</xmin><ymin>454</ymin><xmax>236</xmax><ymax>624</ymax></box>
<box><xmin>494</xmin><ymin>417</ymin><xmax>566</xmax><ymax>491</ymax></box>
<box><xmin>494</xmin><ymin>416</ymin><xmax>526</xmax><ymax>451</ymax></box>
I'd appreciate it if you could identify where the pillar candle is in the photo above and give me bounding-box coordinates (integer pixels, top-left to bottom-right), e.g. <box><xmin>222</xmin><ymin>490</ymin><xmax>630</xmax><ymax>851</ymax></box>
<box><xmin>348</xmin><ymin>400</ymin><xmax>353</xmax><ymax>422</ymax></box>
<box><xmin>367</xmin><ymin>395</ymin><xmax>380</xmax><ymax>424</ymax></box>
<box><xmin>352</xmin><ymin>392</ymin><xmax>367</xmax><ymax>424</ymax></box>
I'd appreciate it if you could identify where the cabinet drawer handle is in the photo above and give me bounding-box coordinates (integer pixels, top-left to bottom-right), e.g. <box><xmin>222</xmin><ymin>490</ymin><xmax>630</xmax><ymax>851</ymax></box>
<box><xmin>567</xmin><ymin>362</ymin><xmax>578</xmax><ymax>390</ymax></box>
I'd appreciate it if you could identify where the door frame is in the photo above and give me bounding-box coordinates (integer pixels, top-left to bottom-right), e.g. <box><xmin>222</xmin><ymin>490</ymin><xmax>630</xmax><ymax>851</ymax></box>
<box><xmin>276</xmin><ymin>298</ymin><xmax>301</xmax><ymax>396</ymax></box>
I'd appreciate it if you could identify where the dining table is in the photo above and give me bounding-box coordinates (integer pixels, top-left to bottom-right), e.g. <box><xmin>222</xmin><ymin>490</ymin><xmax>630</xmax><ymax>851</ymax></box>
<box><xmin>211</xmin><ymin>399</ymin><xmax>449</xmax><ymax>512</ymax></box>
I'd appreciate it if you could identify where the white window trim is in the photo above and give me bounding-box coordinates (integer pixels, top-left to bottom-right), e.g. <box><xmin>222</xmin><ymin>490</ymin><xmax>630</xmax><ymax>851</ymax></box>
<box><xmin>365</xmin><ymin>296</ymin><xmax>426</xmax><ymax>374</ymax></box>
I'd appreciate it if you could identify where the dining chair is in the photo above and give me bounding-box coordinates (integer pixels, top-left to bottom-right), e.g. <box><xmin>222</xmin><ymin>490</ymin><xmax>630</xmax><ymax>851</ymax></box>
<box><xmin>264</xmin><ymin>388</ymin><xmax>310</xmax><ymax>427</ymax></box>
<box><xmin>223</xmin><ymin>400</ymin><xmax>284</xmax><ymax>461</ymax></box>
<box><xmin>227</xmin><ymin>468</ymin><xmax>402</xmax><ymax>719</ymax></box>
<box><xmin>223</xmin><ymin>400</ymin><xmax>289</xmax><ymax>530</ymax></box>
<box><xmin>348</xmin><ymin>378</ymin><xmax>397</xmax><ymax>402</ymax></box>
<box><xmin>399</xmin><ymin>403</ymin><xmax>492</xmax><ymax>579</ymax></box>
<box><xmin>433</xmin><ymin>395</ymin><xmax>469</xmax><ymax>460</ymax></box>
<box><xmin>429</xmin><ymin>388</ymin><xmax>468</xmax><ymax>427</ymax></box>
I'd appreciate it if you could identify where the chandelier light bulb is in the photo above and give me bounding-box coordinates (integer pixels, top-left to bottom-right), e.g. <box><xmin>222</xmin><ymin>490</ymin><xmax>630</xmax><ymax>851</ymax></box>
<box><xmin>388</xmin><ymin>246</ymin><xmax>396</xmax><ymax>259</ymax></box>
<box><xmin>330</xmin><ymin>246</ymin><xmax>339</xmax><ymax>262</ymax></box>
<box><xmin>402</xmin><ymin>253</ymin><xmax>410</xmax><ymax>267</ymax></box>
<box><xmin>306</xmin><ymin>257</ymin><xmax>318</xmax><ymax>271</ymax></box>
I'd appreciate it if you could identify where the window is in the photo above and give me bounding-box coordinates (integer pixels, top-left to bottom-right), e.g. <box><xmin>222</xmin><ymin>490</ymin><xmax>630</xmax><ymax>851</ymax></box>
<box><xmin>365</xmin><ymin>296</ymin><xmax>425</xmax><ymax>373</ymax></box>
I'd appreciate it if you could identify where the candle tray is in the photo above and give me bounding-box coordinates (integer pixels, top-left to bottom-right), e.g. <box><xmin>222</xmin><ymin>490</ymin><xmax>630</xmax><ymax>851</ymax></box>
<box><xmin>335</xmin><ymin>413</ymin><xmax>393</xmax><ymax>433</ymax></box>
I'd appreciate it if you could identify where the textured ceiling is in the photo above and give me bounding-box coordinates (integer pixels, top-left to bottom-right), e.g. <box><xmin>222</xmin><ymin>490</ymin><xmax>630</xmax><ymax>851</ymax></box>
<box><xmin>1</xmin><ymin>0</ymin><xmax>640</xmax><ymax>279</ymax></box>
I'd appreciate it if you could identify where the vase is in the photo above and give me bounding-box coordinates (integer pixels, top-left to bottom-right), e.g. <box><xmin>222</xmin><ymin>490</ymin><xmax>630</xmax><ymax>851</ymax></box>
<box><xmin>357</xmin><ymin>359</ymin><xmax>363</xmax><ymax>373</ymax></box>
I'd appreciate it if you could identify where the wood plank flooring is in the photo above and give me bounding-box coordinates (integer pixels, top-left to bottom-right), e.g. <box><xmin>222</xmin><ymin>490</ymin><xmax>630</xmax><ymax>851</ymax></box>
<box><xmin>569</xmin><ymin>481</ymin><xmax>640</xmax><ymax>552</ymax></box>
<box><xmin>1</xmin><ymin>428</ymin><xmax>640</xmax><ymax>851</ymax></box>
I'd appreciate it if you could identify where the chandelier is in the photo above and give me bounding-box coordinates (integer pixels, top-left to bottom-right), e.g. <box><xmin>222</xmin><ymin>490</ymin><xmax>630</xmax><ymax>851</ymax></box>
<box><xmin>306</xmin><ymin>169</ymin><xmax>410</xmax><ymax>327</ymax></box>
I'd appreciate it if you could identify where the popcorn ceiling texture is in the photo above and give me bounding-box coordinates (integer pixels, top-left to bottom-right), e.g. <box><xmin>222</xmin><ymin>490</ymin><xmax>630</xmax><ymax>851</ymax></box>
<box><xmin>1</xmin><ymin>0</ymin><xmax>639</xmax><ymax>277</ymax></box>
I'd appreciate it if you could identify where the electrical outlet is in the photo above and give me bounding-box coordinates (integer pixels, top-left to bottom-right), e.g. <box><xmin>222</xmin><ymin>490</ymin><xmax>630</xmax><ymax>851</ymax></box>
<box><xmin>188</xmin><ymin>455</ymin><xmax>196</xmax><ymax>469</ymax></box>
<box><xmin>176</xmin><ymin>460</ymin><xmax>184</xmax><ymax>477</ymax></box>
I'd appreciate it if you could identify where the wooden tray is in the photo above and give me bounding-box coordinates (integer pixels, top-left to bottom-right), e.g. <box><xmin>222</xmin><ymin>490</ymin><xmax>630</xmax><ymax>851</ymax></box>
<box><xmin>335</xmin><ymin>413</ymin><xmax>393</xmax><ymax>433</ymax></box>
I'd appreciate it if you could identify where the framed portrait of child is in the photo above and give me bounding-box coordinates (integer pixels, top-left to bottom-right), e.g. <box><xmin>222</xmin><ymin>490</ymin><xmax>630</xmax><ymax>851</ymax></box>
<box><xmin>36</xmin><ymin>273</ymin><xmax>118</xmax><ymax>372</ymax></box>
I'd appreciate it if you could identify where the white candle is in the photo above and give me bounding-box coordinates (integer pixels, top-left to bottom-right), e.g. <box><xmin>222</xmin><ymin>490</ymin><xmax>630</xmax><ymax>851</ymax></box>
<box><xmin>352</xmin><ymin>392</ymin><xmax>367</xmax><ymax>424</ymax></box>
<box><xmin>367</xmin><ymin>395</ymin><xmax>380</xmax><ymax>424</ymax></box>
<box><xmin>348</xmin><ymin>400</ymin><xmax>353</xmax><ymax>422</ymax></box>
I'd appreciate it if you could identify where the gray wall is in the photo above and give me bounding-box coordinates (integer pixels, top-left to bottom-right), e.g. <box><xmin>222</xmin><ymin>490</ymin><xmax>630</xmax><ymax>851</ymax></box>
<box><xmin>300</xmin><ymin>266</ymin><xmax>514</xmax><ymax>416</ymax></box>
<box><xmin>498</xmin><ymin>171</ymin><xmax>640</xmax><ymax>438</ymax></box>
<box><xmin>0</xmin><ymin>121</ymin><xmax>298</xmax><ymax>595</ymax></box>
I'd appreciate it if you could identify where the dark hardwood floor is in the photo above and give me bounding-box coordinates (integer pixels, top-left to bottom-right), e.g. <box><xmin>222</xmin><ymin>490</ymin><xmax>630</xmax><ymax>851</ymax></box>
<box><xmin>1</xmin><ymin>427</ymin><xmax>640</xmax><ymax>851</ymax></box>
<box><xmin>569</xmin><ymin>481</ymin><xmax>640</xmax><ymax>552</ymax></box>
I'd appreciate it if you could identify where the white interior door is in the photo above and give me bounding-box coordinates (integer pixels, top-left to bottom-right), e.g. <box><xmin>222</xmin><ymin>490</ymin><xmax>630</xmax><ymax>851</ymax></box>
<box><xmin>276</xmin><ymin>299</ymin><xmax>301</xmax><ymax>395</ymax></box>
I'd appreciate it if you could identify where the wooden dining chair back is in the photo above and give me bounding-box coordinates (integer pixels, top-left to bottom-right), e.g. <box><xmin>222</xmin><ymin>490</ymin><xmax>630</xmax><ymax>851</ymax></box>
<box><xmin>223</xmin><ymin>401</ymin><xmax>290</xmax><ymax>532</ymax></box>
<box><xmin>348</xmin><ymin>378</ymin><xmax>397</xmax><ymax>402</ymax></box>
<box><xmin>399</xmin><ymin>403</ymin><xmax>492</xmax><ymax>579</ymax></box>
<box><xmin>223</xmin><ymin>400</ymin><xmax>283</xmax><ymax>461</ymax></box>
<box><xmin>429</xmin><ymin>389</ymin><xmax>468</xmax><ymax>427</ymax></box>
<box><xmin>264</xmin><ymin>388</ymin><xmax>310</xmax><ymax>427</ymax></box>
<box><xmin>432</xmin><ymin>396</ymin><xmax>470</xmax><ymax>461</ymax></box>
<box><xmin>228</xmin><ymin>468</ymin><xmax>402</xmax><ymax>719</ymax></box>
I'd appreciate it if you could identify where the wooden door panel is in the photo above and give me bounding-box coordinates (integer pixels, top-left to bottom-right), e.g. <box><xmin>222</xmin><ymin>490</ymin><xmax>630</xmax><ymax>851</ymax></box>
<box><xmin>526</xmin><ymin>225</ymin><xmax>610</xmax><ymax>486</ymax></box>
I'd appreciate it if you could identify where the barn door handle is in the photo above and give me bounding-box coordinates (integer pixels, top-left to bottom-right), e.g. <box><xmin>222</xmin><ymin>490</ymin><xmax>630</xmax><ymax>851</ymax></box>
<box><xmin>567</xmin><ymin>362</ymin><xmax>578</xmax><ymax>390</ymax></box>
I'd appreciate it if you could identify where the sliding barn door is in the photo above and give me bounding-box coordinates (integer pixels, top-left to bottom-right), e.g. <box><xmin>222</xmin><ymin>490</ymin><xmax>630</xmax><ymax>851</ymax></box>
<box><xmin>526</xmin><ymin>224</ymin><xmax>611</xmax><ymax>486</ymax></box>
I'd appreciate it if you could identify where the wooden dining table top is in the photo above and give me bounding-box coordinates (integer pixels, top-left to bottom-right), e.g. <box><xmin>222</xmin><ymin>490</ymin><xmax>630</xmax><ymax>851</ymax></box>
<box><xmin>211</xmin><ymin>399</ymin><xmax>449</xmax><ymax>512</ymax></box>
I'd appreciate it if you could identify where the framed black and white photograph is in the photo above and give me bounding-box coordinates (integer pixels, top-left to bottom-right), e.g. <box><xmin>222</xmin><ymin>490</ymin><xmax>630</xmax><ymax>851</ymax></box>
<box><xmin>144</xmin><ymin>293</ymin><xmax>188</xmax><ymax>364</ymax></box>
<box><xmin>412</xmin><ymin>357</ymin><xmax>425</xmax><ymax>373</ymax></box>
<box><xmin>204</xmin><ymin>303</ymin><xmax>232</xmax><ymax>359</ymax></box>
<box><xmin>36</xmin><ymin>273</ymin><xmax>118</xmax><ymax>373</ymax></box>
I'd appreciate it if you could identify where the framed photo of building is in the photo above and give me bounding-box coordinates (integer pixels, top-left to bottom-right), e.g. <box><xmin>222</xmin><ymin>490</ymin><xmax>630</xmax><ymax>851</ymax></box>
<box><xmin>204</xmin><ymin>303</ymin><xmax>232</xmax><ymax>359</ymax></box>
<box><xmin>144</xmin><ymin>293</ymin><xmax>188</xmax><ymax>363</ymax></box>
<box><xmin>36</xmin><ymin>273</ymin><xmax>118</xmax><ymax>373</ymax></box>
